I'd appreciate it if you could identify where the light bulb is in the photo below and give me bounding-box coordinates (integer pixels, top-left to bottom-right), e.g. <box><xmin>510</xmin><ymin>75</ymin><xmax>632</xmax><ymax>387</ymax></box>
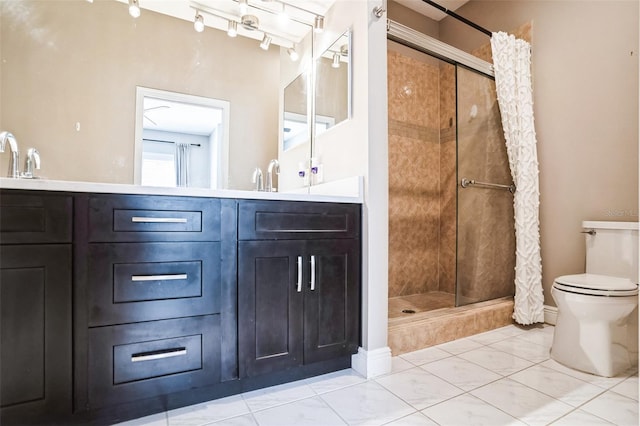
<box><xmin>313</xmin><ymin>15</ymin><xmax>324</xmax><ymax>33</ymax></box>
<box><xmin>332</xmin><ymin>52</ymin><xmax>341</xmax><ymax>68</ymax></box>
<box><xmin>194</xmin><ymin>13</ymin><xmax>204</xmax><ymax>32</ymax></box>
<box><xmin>227</xmin><ymin>20</ymin><xmax>238</xmax><ymax>37</ymax></box>
<box><xmin>260</xmin><ymin>34</ymin><xmax>272</xmax><ymax>50</ymax></box>
<box><xmin>128</xmin><ymin>0</ymin><xmax>140</xmax><ymax>18</ymax></box>
<box><xmin>278</xmin><ymin>3</ymin><xmax>289</xmax><ymax>24</ymax></box>
<box><xmin>239</xmin><ymin>0</ymin><xmax>248</xmax><ymax>15</ymax></box>
<box><xmin>287</xmin><ymin>46</ymin><xmax>299</xmax><ymax>61</ymax></box>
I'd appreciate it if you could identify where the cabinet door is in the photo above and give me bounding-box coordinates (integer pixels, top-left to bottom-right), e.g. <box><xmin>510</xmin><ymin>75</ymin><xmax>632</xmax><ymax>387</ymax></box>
<box><xmin>303</xmin><ymin>240</ymin><xmax>360</xmax><ymax>364</ymax></box>
<box><xmin>0</xmin><ymin>245</ymin><xmax>72</xmax><ymax>423</ymax></box>
<box><xmin>238</xmin><ymin>241</ymin><xmax>304</xmax><ymax>377</ymax></box>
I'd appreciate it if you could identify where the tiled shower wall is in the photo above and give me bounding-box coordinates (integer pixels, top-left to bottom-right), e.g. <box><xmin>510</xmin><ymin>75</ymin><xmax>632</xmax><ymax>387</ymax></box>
<box><xmin>388</xmin><ymin>21</ymin><xmax>531</xmax><ymax>302</ymax></box>
<box><xmin>387</xmin><ymin>47</ymin><xmax>457</xmax><ymax>298</ymax></box>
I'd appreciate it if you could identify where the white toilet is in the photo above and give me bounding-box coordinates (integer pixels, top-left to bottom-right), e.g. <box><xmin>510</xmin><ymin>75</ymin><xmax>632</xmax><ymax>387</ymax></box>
<box><xmin>551</xmin><ymin>221</ymin><xmax>639</xmax><ymax>377</ymax></box>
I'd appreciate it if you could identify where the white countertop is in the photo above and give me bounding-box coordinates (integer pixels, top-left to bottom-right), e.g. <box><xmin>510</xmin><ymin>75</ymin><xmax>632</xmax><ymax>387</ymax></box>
<box><xmin>0</xmin><ymin>176</ymin><xmax>363</xmax><ymax>204</ymax></box>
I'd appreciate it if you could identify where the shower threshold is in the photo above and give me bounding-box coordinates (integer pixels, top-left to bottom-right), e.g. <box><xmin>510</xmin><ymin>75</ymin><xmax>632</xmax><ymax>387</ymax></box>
<box><xmin>388</xmin><ymin>296</ymin><xmax>515</xmax><ymax>355</ymax></box>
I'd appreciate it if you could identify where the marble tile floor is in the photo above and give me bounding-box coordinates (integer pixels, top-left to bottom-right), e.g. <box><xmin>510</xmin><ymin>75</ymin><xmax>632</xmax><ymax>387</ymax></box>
<box><xmin>117</xmin><ymin>324</ymin><xmax>638</xmax><ymax>426</ymax></box>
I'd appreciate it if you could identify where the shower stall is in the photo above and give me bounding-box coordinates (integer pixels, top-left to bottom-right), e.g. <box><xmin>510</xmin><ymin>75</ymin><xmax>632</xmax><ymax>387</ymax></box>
<box><xmin>386</xmin><ymin>21</ymin><xmax>516</xmax><ymax>323</ymax></box>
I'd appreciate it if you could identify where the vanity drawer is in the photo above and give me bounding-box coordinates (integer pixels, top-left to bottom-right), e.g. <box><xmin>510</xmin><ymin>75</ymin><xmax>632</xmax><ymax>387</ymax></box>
<box><xmin>0</xmin><ymin>190</ymin><xmax>72</xmax><ymax>244</ymax></box>
<box><xmin>87</xmin><ymin>194</ymin><xmax>220</xmax><ymax>242</ymax></box>
<box><xmin>238</xmin><ymin>200</ymin><xmax>360</xmax><ymax>240</ymax></box>
<box><xmin>87</xmin><ymin>242</ymin><xmax>221</xmax><ymax>326</ymax></box>
<box><xmin>87</xmin><ymin>315</ymin><xmax>220</xmax><ymax>409</ymax></box>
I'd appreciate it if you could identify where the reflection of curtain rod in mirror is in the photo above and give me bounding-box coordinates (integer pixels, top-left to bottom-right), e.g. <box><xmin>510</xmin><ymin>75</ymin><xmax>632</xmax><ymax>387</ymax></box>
<box><xmin>143</xmin><ymin>138</ymin><xmax>201</xmax><ymax>148</ymax></box>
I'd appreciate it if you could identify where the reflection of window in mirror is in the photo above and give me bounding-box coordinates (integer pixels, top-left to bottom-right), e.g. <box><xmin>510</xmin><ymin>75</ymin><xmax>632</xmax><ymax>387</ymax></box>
<box><xmin>134</xmin><ymin>87</ymin><xmax>230</xmax><ymax>189</ymax></box>
<box><xmin>283</xmin><ymin>112</ymin><xmax>309</xmax><ymax>151</ymax></box>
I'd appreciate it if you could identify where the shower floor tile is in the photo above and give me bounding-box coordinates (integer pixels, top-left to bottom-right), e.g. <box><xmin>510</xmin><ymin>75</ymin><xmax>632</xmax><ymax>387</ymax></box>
<box><xmin>388</xmin><ymin>292</ymin><xmax>455</xmax><ymax>319</ymax></box>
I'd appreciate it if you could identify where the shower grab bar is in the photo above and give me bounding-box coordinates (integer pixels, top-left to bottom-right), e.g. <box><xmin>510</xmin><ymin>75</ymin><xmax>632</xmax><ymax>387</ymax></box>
<box><xmin>460</xmin><ymin>178</ymin><xmax>516</xmax><ymax>194</ymax></box>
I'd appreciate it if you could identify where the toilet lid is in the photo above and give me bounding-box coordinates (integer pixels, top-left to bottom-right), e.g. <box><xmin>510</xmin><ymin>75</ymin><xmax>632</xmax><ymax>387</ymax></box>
<box><xmin>554</xmin><ymin>274</ymin><xmax>639</xmax><ymax>296</ymax></box>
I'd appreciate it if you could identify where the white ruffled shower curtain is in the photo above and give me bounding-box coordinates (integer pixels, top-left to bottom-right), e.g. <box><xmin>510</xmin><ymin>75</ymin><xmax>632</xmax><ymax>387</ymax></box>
<box><xmin>491</xmin><ymin>32</ymin><xmax>543</xmax><ymax>325</ymax></box>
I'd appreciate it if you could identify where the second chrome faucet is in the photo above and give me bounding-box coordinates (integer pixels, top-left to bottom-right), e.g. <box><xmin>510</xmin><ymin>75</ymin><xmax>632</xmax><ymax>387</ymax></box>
<box><xmin>252</xmin><ymin>159</ymin><xmax>280</xmax><ymax>192</ymax></box>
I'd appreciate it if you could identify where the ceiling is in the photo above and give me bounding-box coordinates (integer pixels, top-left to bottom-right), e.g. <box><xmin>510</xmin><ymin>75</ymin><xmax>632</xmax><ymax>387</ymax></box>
<box><xmin>393</xmin><ymin>0</ymin><xmax>470</xmax><ymax>21</ymax></box>
<box><xmin>143</xmin><ymin>98</ymin><xmax>223</xmax><ymax>135</ymax></box>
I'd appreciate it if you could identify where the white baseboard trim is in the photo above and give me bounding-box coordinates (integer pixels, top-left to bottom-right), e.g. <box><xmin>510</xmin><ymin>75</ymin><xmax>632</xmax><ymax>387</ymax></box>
<box><xmin>351</xmin><ymin>346</ymin><xmax>392</xmax><ymax>379</ymax></box>
<box><xmin>544</xmin><ymin>305</ymin><xmax>558</xmax><ymax>325</ymax></box>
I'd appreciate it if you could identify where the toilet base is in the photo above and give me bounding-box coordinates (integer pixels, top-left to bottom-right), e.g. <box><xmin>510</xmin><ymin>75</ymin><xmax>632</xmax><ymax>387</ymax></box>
<box><xmin>551</xmin><ymin>289</ymin><xmax>638</xmax><ymax>378</ymax></box>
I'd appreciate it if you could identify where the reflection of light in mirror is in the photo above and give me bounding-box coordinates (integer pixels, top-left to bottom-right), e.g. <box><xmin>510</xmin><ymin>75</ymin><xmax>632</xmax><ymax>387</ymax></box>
<box><xmin>332</xmin><ymin>52</ymin><xmax>340</xmax><ymax>68</ymax></box>
<box><xmin>287</xmin><ymin>45</ymin><xmax>299</xmax><ymax>61</ymax></box>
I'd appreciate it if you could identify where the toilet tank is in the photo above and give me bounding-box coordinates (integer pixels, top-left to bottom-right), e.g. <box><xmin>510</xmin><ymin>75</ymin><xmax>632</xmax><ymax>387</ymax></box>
<box><xmin>583</xmin><ymin>221</ymin><xmax>639</xmax><ymax>283</ymax></box>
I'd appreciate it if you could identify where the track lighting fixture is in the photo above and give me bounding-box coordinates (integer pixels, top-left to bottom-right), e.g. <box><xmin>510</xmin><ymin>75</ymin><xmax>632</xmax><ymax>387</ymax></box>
<box><xmin>314</xmin><ymin>15</ymin><xmax>324</xmax><ymax>33</ymax></box>
<box><xmin>260</xmin><ymin>34</ymin><xmax>272</xmax><ymax>50</ymax></box>
<box><xmin>194</xmin><ymin>12</ymin><xmax>205</xmax><ymax>32</ymax></box>
<box><xmin>227</xmin><ymin>20</ymin><xmax>238</xmax><ymax>37</ymax></box>
<box><xmin>128</xmin><ymin>0</ymin><xmax>140</xmax><ymax>18</ymax></box>
<box><xmin>332</xmin><ymin>52</ymin><xmax>341</xmax><ymax>68</ymax></box>
<box><xmin>183</xmin><ymin>0</ymin><xmax>327</xmax><ymax>50</ymax></box>
<box><xmin>241</xmin><ymin>14</ymin><xmax>259</xmax><ymax>31</ymax></box>
<box><xmin>287</xmin><ymin>45</ymin><xmax>299</xmax><ymax>61</ymax></box>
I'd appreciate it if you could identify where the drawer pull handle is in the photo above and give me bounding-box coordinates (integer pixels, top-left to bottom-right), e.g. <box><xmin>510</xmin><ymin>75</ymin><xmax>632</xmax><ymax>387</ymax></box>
<box><xmin>131</xmin><ymin>217</ymin><xmax>188</xmax><ymax>223</ymax></box>
<box><xmin>131</xmin><ymin>347</ymin><xmax>187</xmax><ymax>362</ymax></box>
<box><xmin>296</xmin><ymin>256</ymin><xmax>303</xmax><ymax>293</ymax></box>
<box><xmin>131</xmin><ymin>274</ymin><xmax>188</xmax><ymax>282</ymax></box>
<box><xmin>310</xmin><ymin>255</ymin><xmax>316</xmax><ymax>291</ymax></box>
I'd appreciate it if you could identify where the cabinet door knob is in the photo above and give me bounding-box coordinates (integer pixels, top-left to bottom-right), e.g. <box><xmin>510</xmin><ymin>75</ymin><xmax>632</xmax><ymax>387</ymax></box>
<box><xmin>296</xmin><ymin>256</ymin><xmax>303</xmax><ymax>292</ymax></box>
<box><xmin>310</xmin><ymin>255</ymin><xmax>316</xmax><ymax>291</ymax></box>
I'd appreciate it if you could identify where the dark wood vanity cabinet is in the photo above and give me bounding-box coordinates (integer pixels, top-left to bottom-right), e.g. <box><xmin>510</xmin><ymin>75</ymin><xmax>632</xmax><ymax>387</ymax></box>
<box><xmin>73</xmin><ymin>194</ymin><xmax>232</xmax><ymax>414</ymax></box>
<box><xmin>237</xmin><ymin>201</ymin><xmax>361</xmax><ymax>378</ymax></box>
<box><xmin>0</xmin><ymin>191</ymin><xmax>73</xmax><ymax>425</ymax></box>
<box><xmin>0</xmin><ymin>190</ymin><xmax>361</xmax><ymax>425</ymax></box>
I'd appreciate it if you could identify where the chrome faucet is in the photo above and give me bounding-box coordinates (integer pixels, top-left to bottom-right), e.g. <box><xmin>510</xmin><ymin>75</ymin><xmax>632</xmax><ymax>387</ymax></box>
<box><xmin>22</xmin><ymin>148</ymin><xmax>41</xmax><ymax>178</ymax></box>
<box><xmin>265</xmin><ymin>159</ymin><xmax>280</xmax><ymax>192</ymax></box>
<box><xmin>252</xmin><ymin>167</ymin><xmax>264</xmax><ymax>191</ymax></box>
<box><xmin>0</xmin><ymin>131</ymin><xmax>20</xmax><ymax>178</ymax></box>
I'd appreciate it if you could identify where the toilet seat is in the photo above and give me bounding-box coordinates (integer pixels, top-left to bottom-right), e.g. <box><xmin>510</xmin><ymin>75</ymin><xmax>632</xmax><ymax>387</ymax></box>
<box><xmin>553</xmin><ymin>273</ymin><xmax>639</xmax><ymax>297</ymax></box>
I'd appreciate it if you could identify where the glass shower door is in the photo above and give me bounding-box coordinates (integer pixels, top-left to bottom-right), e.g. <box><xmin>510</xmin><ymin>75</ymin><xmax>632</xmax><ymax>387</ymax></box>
<box><xmin>455</xmin><ymin>66</ymin><xmax>516</xmax><ymax>306</ymax></box>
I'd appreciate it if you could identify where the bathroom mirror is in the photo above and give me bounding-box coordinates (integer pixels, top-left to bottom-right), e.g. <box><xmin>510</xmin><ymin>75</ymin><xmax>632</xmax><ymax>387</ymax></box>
<box><xmin>0</xmin><ymin>0</ymin><xmax>320</xmax><ymax>191</ymax></box>
<box><xmin>315</xmin><ymin>29</ymin><xmax>352</xmax><ymax>136</ymax></box>
<box><xmin>134</xmin><ymin>87</ymin><xmax>230</xmax><ymax>189</ymax></box>
<box><xmin>282</xmin><ymin>72</ymin><xmax>311</xmax><ymax>152</ymax></box>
